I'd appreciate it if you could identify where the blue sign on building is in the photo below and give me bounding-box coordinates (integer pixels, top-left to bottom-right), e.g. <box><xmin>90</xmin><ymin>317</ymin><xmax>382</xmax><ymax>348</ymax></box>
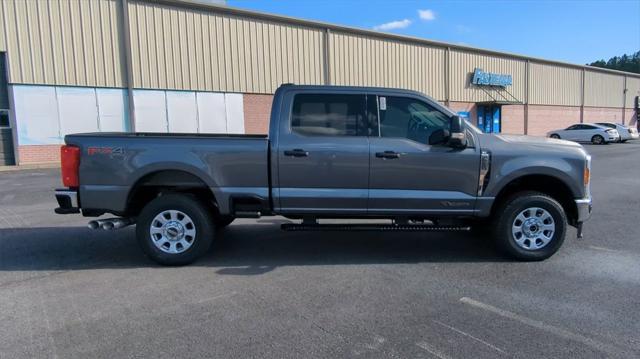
<box><xmin>471</xmin><ymin>68</ymin><xmax>512</xmax><ymax>87</ymax></box>
<box><xmin>457</xmin><ymin>111</ymin><xmax>470</xmax><ymax>120</ymax></box>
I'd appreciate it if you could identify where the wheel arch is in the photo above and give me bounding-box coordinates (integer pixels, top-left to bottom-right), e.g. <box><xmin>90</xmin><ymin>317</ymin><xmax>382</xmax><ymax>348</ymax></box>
<box><xmin>125</xmin><ymin>169</ymin><xmax>218</xmax><ymax>217</ymax></box>
<box><xmin>489</xmin><ymin>174</ymin><xmax>578</xmax><ymax>226</ymax></box>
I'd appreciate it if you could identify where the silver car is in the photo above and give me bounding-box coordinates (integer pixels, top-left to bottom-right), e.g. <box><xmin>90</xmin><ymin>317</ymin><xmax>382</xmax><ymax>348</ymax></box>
<box><xmin>595</xmin><ymin>122</ymin><xmax>639</xmax><ymax>142</ymax></box>
<box><xmin>548</xmin><ymin>123</ymin><xmax>619</xmax><ymax>144</ymax></box>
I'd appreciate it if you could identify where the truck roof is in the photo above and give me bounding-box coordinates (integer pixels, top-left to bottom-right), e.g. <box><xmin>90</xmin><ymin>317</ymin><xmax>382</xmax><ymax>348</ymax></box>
<box><xmin>277</xmin><ymin>83</ymin><xmax>427</xmax><ymax>97</ymax></box>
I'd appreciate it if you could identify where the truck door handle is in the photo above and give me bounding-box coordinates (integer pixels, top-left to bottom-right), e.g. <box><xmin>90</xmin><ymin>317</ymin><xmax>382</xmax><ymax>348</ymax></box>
<box><xmin>284</xmin><ymin>149</ymin><xmax>309</xmax><ymax>157</ymax></box>
<box><xmin>375</xmin><ymin>151</ymin><xmax>400</xmax><ymax>159</ymax></box>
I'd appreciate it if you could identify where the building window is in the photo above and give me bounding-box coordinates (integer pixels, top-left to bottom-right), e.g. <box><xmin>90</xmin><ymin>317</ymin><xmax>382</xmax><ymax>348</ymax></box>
<box><xmin>291</xmin><ymin>94</ymin><xmax>367</xmax><ymax>136</ymax></box>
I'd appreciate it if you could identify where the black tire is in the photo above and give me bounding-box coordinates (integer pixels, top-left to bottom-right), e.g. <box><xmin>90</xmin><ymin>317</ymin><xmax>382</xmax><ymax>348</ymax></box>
<box><xmin>136</xmin><ymin>193</ymin><xmax>214</xmax><ymax>266</ymax></box>
<box><xmin>591</xmin><ymin>135</ymin><xmax>604</xmax><ymax>145</ymax></box>
<box><xmin>492</xmin><ymin>191</ymin><xmax>567</xmax><ymax>261</ymax></box>
<box><xmin>215</xmin><ymin>215</ymin><xmax>235</xmax><ymax>228</ymax></box>
<box><xmin>549</xmin><ymin>134</ymin><xmax>561</xmax><ymax>139</ymax></box>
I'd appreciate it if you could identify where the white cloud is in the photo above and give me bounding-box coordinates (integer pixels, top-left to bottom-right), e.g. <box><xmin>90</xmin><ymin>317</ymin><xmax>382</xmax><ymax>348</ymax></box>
<box><xmin>373</xmin><ymin>19</ymin><xmax>412</xmax><ymax>31</ymax></box>
<box><xmin>418</xmin><ymin>9</ymin><xmax>436</xmax><ymax>21</ymax></box>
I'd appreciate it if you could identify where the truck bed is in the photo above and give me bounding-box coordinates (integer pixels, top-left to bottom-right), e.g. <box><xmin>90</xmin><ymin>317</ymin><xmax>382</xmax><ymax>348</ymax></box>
<box><xmin>65</xmin><ymin>132</ymin><xmax>270</xmax><ymax>215</ymax></box>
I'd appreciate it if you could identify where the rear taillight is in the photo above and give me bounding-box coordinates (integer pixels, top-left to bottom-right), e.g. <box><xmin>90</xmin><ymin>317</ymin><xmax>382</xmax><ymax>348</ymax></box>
<box><xmin>61</xmin><ymin>145</ymin><xmax>80</xmax><ymax>187</ymax></box>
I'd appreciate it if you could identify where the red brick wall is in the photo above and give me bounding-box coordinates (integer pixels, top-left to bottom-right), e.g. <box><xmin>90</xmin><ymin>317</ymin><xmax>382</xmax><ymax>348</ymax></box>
<box><xmin>625</xmin><ymin>108</ymin><xmax>638</xmax><ymax>128</ymax></box>
<box><xmin>527</xmin><ymin>105</ymin><xmax>580</xmax><ymax>136</ymax></box>
<box><xmin>243</xmin><ymin>94</ymin><xmax>273</xmax><ymax>135</ymax></box>
<box><xmin>448</xmin><ymin>102</ymin><xmax>477</xmax><ymax>123</ymax></box>
<box><xmin>18</xmin><ymin>145</ymin><xmax>61</xmax><ymax>164</ymax></box>
<box><xmin>583</xmin><ymin>107</ymin><xmax>624</xmax><ymax>124</ymax></box>
<box><xmin>501</xmin><ymin>105</ymin><xmax>525</xmax><ymax>134</ymax></box>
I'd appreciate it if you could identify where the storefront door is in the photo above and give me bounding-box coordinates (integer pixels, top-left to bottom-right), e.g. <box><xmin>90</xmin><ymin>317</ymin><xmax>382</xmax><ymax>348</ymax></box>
<box><xmin>477</xmin><ymin>105</ymin><xmax>501</xmax><ymax>134</ymax></box>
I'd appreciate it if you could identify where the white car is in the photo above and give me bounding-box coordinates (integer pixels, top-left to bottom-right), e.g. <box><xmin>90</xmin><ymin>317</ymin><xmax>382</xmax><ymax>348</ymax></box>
<box><xmin>595</xmin><ymin>122</ymin><xmax>639</xmax><ymax>142</ymax></box>
<box><xmin>547</xmin><ymin>123</ymin><xmax>620</xmax><ymax>144</ymax></box>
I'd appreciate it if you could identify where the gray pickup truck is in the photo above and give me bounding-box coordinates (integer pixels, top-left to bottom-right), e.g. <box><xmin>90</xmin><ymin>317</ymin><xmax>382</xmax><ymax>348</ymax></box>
<box><xmin>55</xmin><ymin>84</ymin><xmax>592</xmax><ymax>265</ymax></box>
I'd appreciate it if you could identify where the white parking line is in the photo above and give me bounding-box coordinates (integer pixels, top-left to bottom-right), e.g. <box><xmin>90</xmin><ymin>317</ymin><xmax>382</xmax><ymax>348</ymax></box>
<box><xmin>416</xmin><ymin>341</ymin><xmax>453</xmax><ymax>359</ymax></box>
<box><xmin>587</xmin><ymin>245</ymin><xmax>622</xmax><ymax>253</ymax></box>
<box><xmin>433</xmin><ymin>319</ymin><xmax>507</xmax><ymax>355</ymax></box>
<box><xmin>459</xmin><ymin>297</ymin><xmax>623</xmax><ymax>356</ymax></box>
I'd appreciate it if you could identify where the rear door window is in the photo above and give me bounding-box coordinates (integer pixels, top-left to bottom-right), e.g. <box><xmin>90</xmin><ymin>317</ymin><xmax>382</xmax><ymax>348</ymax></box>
<box><xmin>291</xmin><ymin>94</ymin><xmax>367</xmax><ymax>136</ymax></box>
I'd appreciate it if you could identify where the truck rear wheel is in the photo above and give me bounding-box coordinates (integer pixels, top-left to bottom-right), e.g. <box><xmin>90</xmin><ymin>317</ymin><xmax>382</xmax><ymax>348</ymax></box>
<box><xmin>493</xmin><ymin>191</ymin><xmax>567</xmax><ymax>261</ymax></box>
<box><xmin>136</xmin><ymin>193</ymin><xmax>214</xmax><ymax>266</ymax></box>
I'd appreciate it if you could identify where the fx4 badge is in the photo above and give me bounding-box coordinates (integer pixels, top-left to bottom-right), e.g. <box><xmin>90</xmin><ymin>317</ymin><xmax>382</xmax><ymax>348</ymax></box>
<box><xmin>87</xmin><ymin>146</ymin><xmax>124</xmax><ymax>156</ymax></box>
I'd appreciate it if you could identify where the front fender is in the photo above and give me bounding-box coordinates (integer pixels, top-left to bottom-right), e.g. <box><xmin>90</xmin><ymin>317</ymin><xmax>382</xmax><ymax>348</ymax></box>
<box><xmin>484</xmin><ymin>156</ymin><xmax>583</xmax><ymax>198</ymax></box>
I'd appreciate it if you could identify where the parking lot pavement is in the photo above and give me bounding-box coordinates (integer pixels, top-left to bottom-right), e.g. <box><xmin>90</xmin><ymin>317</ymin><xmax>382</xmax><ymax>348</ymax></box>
<box><xmin>1</xmin><ymin>141</ymin><xmax>639</xmax><ymax>359</ymax></box>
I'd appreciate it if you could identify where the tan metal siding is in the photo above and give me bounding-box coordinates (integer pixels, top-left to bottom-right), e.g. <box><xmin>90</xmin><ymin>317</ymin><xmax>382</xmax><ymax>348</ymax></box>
<box><xmin>0</xmin><ymin>1</ymin><xmax>6</xmax><ymax>52</ymax></box>
<box><xmin>528</xmin><ymin>62</ymin><xmax>581</xmax><ymax>106</ymax></box>
<box><xmin>584</xmin><ymin>71</ymin><xmax>624</xmax><ymax>108</ymax></box>
<box><xmin>127</xmin><ymin>0</ymin><xmax>324</xmax><ymax>93</ymax></box>
<box><xmin>449</xmin><ymin>50</ymin><xmax>525</xmax><ymax>103</ymax></box>
<box><xmin>0</xmin><ymin>0</ymin><xmax>125</xmax><ymax>87</ymax></box>
<box><xmin>625</xmin><ymin>76</ymin><xmax>640</xmax><ymax>107</ymax></box>
<box><xmin>328</xmin><ymin>32</ymin><xmax>445</xmax><ymax>100</ymax></box>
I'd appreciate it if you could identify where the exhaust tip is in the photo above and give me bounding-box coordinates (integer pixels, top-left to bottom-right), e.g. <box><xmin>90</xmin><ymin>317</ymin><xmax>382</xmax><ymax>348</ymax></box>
<box><xmin>88</xmin><ymin>221</ymin><xmax>99</xmax><ymax>229</ymax></box>
<box><xmin>101</xmin><ymin>222</ymin><xmax>115</xmax><ymax>230</ymax></box>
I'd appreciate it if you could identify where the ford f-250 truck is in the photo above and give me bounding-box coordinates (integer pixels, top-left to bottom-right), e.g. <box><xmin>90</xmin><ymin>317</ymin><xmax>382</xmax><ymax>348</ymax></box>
<box><xmin>55</xmin><ymin>84</ymin><xmax>592</xmax><ymax>265</ymax></box>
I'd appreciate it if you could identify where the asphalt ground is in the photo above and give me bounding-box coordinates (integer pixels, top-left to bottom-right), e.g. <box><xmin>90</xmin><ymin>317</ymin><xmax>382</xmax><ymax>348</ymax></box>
<box><xmin>1</xmin><ymin>140</ymin><xmax>639</xmax><ymax>358</ymax></box>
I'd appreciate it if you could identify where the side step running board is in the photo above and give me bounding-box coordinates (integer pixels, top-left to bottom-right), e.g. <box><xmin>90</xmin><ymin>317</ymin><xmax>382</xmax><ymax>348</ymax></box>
<box><xmin>235</xmin><ymin>211</ymin><xmax>261</xmax><ymax>218</ymax></box>
<box><xmin>281</xmin><ymin>223</ymin><xmax>471</xmax><ymax>232</ymax></box>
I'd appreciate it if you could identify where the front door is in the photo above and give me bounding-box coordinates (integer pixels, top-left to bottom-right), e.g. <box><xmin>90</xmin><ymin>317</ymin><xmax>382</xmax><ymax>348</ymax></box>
<box><xmin>368</xmin><ymin>95</ymin><xmax>480</xmax><ymax>215</ymax></box>
<box><xmin>477</xmin><ymin>105</ymin><xmax>501</xmax><ymax>134</ymax></box>
<box><xmin>276</xmin><ymin>93</ymin><xmax>370</xmax><ymax>214</ymax></box>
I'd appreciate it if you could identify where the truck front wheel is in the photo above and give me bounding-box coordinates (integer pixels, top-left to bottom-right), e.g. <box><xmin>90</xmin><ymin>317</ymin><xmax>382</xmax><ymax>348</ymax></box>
<box><xmin>493</xmin><ymin>191</ymin><xmax>567</xmax><ymax>261</ymax></box>
<box><xmin>136</xmin><ymin>193</ymin><xmax>214</xmax><ymax>266</ymax></box>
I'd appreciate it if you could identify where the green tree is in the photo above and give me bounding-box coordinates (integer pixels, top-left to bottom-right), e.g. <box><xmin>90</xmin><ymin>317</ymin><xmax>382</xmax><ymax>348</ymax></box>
<box><xmin>588</xmin><ymin>51</ymin><xmax>640</xmax><ymax>74</ymax></box>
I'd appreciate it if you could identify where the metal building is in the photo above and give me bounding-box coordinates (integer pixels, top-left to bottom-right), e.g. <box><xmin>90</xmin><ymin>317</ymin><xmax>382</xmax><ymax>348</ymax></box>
<box><xmin>0</xmin><ymin>0</ymin><xmax>638</xmax><ymax>165</ymax></box>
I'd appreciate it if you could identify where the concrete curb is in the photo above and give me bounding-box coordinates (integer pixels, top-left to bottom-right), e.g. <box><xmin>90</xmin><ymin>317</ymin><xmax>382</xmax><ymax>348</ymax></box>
<box><xmin>0</xmin><ymin>163</ymin><xmax>60</xmax><ymax>172</ymax></box>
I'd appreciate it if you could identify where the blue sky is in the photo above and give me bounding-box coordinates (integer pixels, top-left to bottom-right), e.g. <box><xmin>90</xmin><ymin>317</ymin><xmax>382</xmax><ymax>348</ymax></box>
<box><xmin>226</xmin><ymin>0</ymin><xmax>640</xmax><ymax>65</ymax></box>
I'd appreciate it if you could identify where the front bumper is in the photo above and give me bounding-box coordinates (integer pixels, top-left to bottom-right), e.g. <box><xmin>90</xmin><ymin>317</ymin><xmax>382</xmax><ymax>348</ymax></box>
<box><xmin>575</xmin><ymin>197</ymin><xmax>592</xmax><ymax>222</ymax></box>
<box><xmin>55</xmin><ymin>189</ymin><xmax>80</xmax><ymax>214</ymax></box>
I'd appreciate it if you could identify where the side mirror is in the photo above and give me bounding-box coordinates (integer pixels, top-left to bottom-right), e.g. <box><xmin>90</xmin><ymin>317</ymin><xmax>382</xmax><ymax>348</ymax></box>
<box><xmin>447</xmin><ymin>116</ymin><xmax>467</xmax><ymax>149</ymax></box>
<box><xmin>428</xmin><ymin>128</ymin><xmax>450</xmax><ymax>145</ymax></box>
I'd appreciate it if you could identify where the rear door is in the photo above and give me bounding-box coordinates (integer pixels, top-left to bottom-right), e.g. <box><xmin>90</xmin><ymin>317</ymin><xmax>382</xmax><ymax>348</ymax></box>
<box><xmin>275</xmin><ymin>92</ymin><xmax>371</xmax><ymax>214</ymax></box>
<box><xmin>562</xmin><ymin>124</ymin><xmax>581</xmax><ymax>141</ymax></box>
<box><xmin>368</xmin><ymin>95</ymin><xmax>480</xmax><ymax>215</ymax></box>
<box><xmin>578</xmin><ymin>124</ymin><xmax>599</xmax><ymax>142</ymax></box>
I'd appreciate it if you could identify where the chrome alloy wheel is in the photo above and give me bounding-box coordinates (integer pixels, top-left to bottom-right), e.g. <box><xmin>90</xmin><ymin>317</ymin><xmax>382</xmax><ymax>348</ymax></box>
<box><xmin>150</xmin><ymin>210</ymin><xmax>196</xmax><ymax>254</ymax></box>
<box><xmin>511</xmin><ymin>207</ymin><xmax>555</xmax><ymax>250</ymax></box>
